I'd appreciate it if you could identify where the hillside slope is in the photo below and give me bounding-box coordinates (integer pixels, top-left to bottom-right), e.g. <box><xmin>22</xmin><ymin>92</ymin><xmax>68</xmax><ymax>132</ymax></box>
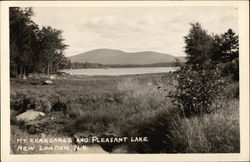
<box><xmin>69</xmin><ymin>48</ymin><xmax>178</xmax><ymax>65</ymax></box>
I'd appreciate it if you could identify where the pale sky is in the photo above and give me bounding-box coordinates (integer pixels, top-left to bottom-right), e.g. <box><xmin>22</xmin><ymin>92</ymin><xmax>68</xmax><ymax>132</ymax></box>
<box><xmin>31</xmin><ymin>6</ymin><xmax>238</xmax><ymax>57</ymax></box>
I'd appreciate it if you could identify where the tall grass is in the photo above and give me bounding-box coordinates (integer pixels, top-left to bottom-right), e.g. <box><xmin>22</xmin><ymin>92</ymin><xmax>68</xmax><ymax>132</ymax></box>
<box><xmin>172</xmin><ymin>99</ymin><xmax>239</xmax><ymax>153</ymax></box>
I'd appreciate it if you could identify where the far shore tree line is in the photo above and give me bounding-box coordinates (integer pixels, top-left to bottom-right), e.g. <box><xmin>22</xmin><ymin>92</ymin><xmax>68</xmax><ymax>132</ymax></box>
<box><xmin>65</xmin><ymin>61</ymin><xmax>182</xmax><ymax>69</ymax></box>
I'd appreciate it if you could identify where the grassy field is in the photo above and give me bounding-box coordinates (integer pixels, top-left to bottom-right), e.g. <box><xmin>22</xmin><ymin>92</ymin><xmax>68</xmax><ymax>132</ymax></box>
<box><xmin>10</xmin><ymin>73</ymin><xmax>240</xmax><ymax>153</ymax></box>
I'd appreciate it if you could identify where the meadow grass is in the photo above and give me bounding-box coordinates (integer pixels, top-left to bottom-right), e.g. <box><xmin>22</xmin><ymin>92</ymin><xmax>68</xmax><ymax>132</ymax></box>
<box><xmin>10</xmin><ymin>73</ymin><xmax>239</xmax><ymax>153</ymax></box>
<box><xmin>170</xmin><ymin>98</ymin><xmax>239</xmax><ymax>153</ymax></box>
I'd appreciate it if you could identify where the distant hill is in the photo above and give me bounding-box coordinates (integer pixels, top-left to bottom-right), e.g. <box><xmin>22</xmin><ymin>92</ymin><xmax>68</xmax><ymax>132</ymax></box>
<box><xmin>176</xmin><ymin>56</ymin><xmax>187</xmax><ymax>63</ymax></box>
<box><xmin>69</xmin><ymin>48</ymin><xmax>185</xmax><ymax>65</ymax></box>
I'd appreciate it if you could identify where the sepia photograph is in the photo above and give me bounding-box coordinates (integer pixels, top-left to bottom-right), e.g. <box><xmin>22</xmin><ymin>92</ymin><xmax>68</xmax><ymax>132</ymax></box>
<box><xmin>1</xmin><ymin>1</ymin><xmax>249</xmax><ymax>162</ymax></box>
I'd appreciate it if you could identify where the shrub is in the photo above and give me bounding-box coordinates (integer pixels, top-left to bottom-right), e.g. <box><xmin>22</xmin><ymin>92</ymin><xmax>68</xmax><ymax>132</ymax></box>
<box><xmin>51</xmin><ymin>97</ymin><xmax>68</xmax><ymax>113</ymax></box>
<box><xmin>10</xmin><ymin>110</ymin><xmax>25</xmax><ymax>127</ymax></box>
<box><xmin>62</xmin><ymin>110</ymin><xmax>118</xmax><ymax>135</ymax></box>
<box><xmin>11</xmin><ymin>92</ymin><xmax>52</xmax><ymax>113</ymax></box>
<box><xmin>223</xmin><ymin>81</ymin><xmax>239</xmax><ymax>98</ymax></box>
<box><xmin>66</xmin><ymin>102</ymin><xmax>85</xmax><ymax>118</ymax></box>
<box><xmin>220</xmin><ymin>58</ymin><xmax>239</xmax><ymax>81</ymax></box>
<box><xmin>172</xmin><ymin>64</ymin><xmax>225</xmax><ymax>117</ymax></box>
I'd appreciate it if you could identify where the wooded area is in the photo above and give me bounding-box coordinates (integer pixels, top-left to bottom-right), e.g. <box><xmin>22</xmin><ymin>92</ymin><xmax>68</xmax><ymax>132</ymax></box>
<box><xmin>184</xmin><ymin>23</ymin><xmax>239</xmax><ymax>80</ymax></box>
<box><xmin>10</xmin><ymin>7</ymin><xmax>69</xmax><ymax>78</ymax></box>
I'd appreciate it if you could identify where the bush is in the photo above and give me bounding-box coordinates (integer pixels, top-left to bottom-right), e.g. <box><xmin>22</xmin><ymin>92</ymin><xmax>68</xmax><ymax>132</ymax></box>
<box><xmin>172</xmin><ymin>64</ymin><xmax>225</xmax><ymax>117</ymax></box>
<box><xmin>11</xmin><ymin>92</ymin><xmax>52</xmax><ymax>113</ymax></box>
<box><xmin>51</xmin><ymin>97</ymin><xmax>68</xmax><ymax>113</ymax></box>
<box><xmin>62</xmin><ymin>110</ymin><xmax>118</xmax><ymax>135</ymax></box>
<box><xmin>219</xmin><ymin>58</ymin><xmax>239</xmax><ymax>81</ymax></box>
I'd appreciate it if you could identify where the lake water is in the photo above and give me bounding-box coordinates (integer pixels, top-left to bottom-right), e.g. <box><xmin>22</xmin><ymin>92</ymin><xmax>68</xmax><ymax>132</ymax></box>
<box><xmin>62</xmin><ymin>67</ymin><xmax>177</xmax><ymax>76</ymax></box>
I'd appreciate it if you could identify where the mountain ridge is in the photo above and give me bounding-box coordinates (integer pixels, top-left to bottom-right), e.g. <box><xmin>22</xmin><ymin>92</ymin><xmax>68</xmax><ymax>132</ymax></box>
<box><xmin>69</xmin><ymin>48</ymin><xmax>186</xmax><ymax>65</ymax></box>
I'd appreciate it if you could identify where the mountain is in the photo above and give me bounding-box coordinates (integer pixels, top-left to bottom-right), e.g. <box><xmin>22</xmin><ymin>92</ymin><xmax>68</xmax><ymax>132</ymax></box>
<box><xmin>69</xmin><ymin>48</ymin><xmax>181</xmax><ymax>65</ymax></box>
<box><xmin>176</xmin><ymin>56</ymin><xmax>187</xmax><ymax>63</ymax></box>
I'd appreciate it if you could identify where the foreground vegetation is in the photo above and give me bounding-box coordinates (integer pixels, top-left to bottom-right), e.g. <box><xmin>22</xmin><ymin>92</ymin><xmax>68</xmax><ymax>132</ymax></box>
<box><xmin>10</xmin><ymin>72</ymin><xmax>239</xmax><ymax>153</ymax></box>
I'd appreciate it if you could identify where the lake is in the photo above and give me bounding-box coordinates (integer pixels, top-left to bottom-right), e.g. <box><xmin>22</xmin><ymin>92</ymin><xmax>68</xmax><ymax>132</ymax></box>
<box><xmin>62</xmin><ymin>67</ymin><xmax>177</xmax><ymax>76</ymax></box>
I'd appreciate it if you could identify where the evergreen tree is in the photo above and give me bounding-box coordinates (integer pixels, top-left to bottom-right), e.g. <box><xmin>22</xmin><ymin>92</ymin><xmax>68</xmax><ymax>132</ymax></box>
<box><xmin>220</xmin><ymin>29</ymin><xmax>239</xmax><ymax>62</ymax></box>
<box><xmin>10</xmin><ymin>7</ymin><xmax>36</xmax><ymax>77</ymax></box>
<box><xmin>184</xmin><ymin>23</ymin><xmax>213</xmax><ymax>67</ymax></box>
<box><xmin>219</xmin><ymin>29</ymin><xmax>239</xmax><ymax>80</ymax></box>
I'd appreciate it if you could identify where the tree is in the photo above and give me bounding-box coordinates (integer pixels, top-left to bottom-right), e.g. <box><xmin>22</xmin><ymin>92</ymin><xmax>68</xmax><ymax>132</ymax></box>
<box><xmin>10</xmin><ymin>7</ymin><xmax>37</xmax><ymax>78</ymax></box>
<box><xmin>39</xmin><ymin>26</ymin><xmax>68</xmax><ymax>74</ymax></box>
<box><xmin>219</xmin><ymin>29</ymin><xmax>239</xmax><ymax>62</ymax></box>
<box><xmin>184</xmin><ymin>23</ymin><xmax>213</xmax><ymax>68</ymax></box>
<box><xmin>210</xmin><ymin>29</ymin><xmax>239</xmax><ymax>80</ymax></box>
<box><xmin>174</xmin><ymin>58</ymin><xmax>181</xmax><ymax>67</ymax></box>
<box><xmin>219</xmin><ymin>29</ymin><xmax>239</xmax><ymax>80</ymax></box>
<box><xmin>65</xmin><ymin>59</ymin><xmax>72</xmax><ymax>69</ymax></box>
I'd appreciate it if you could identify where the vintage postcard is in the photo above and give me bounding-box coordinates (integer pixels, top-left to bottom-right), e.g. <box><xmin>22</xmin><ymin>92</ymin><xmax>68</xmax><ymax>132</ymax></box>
<box><xmin>1</xmin><ymin>1</ymin><xmax>249</xmax><ymax>162</ymax></box>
